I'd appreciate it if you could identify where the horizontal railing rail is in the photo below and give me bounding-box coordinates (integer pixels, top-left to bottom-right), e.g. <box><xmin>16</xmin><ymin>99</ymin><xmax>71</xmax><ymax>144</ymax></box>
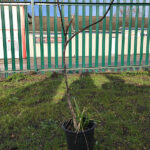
<box><xmin>0</xmin><ymin>2</ymin><xmax>150</xmax><ymax>6</ymax></box>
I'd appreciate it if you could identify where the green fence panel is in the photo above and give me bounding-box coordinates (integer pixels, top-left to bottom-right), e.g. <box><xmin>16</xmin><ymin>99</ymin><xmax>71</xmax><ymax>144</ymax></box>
<box><xmin>9</xmin><ymin>2</ymin><xmax>16</xmax><ymax>71</ymax></box>
<box><xmin>108</xmin><ymin>4</ymin><xmax>113</xmax><ymax>67</ymax></box>
<box><xmin>114</xmin><ymin>0</ymin><xmax>120</xmax><ymax>71</ymax></box>
<box><xmin>133</xmin><ymin>0</ymin><xmax>139</xmax><ymax>68</ymax></box>
<box><xmin>127</xmin><ymin>2</ymin><xmax>133</xmax><ymax>71</ymax></box>
<box><xmin>24</xmin><ymin>0</ymin><xmax>30</xmax><ymax>70</ymax></box>
<box><xmin>17</xmin><ymin>1</ymin><xmax>23</xmax><ymax>71</ymax></box>
<box><xmin>61</xmin><ymin>1</ymin><xmax>65</xmax><ymax>68</ymax></box>
<box><xmin>46</xmin><ymin>0</ymin><xmax>51</xmax><ymax>69</ymax></box>
<box><xmin>95</xmin><ymin>0</ymin><xmax>99</xmax><ymax>70</ymax></box>
<box><xmin>75</xmin><ymin>0</ymin><xmax>79</xmax><ymax>69</ymax></box>
<box><xmin>1</xmin><ymin>1</ymin><xmax>150</xmax><ymax>74</ymax></box>
<box><xmin>39</xmin><ymin>0</ymin><xmax>44</xmax><ymax>70</ymax></box>
<box><xmin>146</xmin><ymin>5</ymin><xmax>150</xmax><ymax>66</ymax></box>
<box><xmin>54</xmin><ymin>0</ymin><xmax>58</xmax><ymax>68</ymax></box>
<box><xmin>139</xmin><ymin>0</ymin><xmax>146</xmax><ymax>66</ymax></box>
<box><xmin>1</xmin><ymin>4</ymin><xmax>8</xmax><ymax>75</ymax></box>
<box><xmin>68</xmin><ymin>0</ymin><xmax>72</xmax><ymax>69</ymax></box>
<box><xmin>82</xmin><ymin>0</ymin><xmax>86</xmax><ymax>69</ymax></box>
<box><xmin>121</xmin><ymin>0</ymin><xmax>126</xmax><ymax>71</ymax></box>
<box><xmin>31</xmin><ymin>0</ymin><xmax>37</xmax><ymax>71</ymax></box>
<box><xmin>89</xmin><ymin>0</ymin><xmax>92</xmax><ymax>68</ymax></box>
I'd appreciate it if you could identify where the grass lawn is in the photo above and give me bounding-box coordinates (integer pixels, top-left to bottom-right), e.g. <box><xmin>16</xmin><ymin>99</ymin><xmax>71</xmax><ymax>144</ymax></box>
<box><xmin>0</xmin><ymin>71</ymin><xmax>150</xmax><ymax>150</ymax></box>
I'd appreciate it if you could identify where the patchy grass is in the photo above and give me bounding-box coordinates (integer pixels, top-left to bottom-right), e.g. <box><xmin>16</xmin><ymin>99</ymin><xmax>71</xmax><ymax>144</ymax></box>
<box><xmin>0</xmin><ymin>71</ymin><xmax>150</xmax><ymax>150</ymax></box>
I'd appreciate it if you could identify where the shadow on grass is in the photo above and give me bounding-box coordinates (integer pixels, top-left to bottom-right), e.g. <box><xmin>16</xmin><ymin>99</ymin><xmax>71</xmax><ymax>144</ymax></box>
<box><xmin>63</xmin><ymin>72</ymin><xmax>150</xmax><ymax>120</ymax></box>
<box><xmin>0</xmin><ymin>72</ymin><xmax>67</xmax><ymax>150</ymax></box>
<box><xmin>62</xmin><ymin>72</ymin><xmax>98</xmax><ymax>108</ymax></box>
<box><xmin>102</xmin><ymin>74</ymin><xmax>150</xmax><ymax>97</ymax></box>
<box><xmin>14</xmin><ymin>72</ymin><xmax>64</xmax><ymax>106</ymax></box>
<box><xmin>63</xmin><ymin>73</ymin><xmax>150</xmax><ymax>149</ymax></box>
<box><xmin>1</xmin><ymin>72</ymin><xmax>150</xmax><ymax>149</ymax></box>
<box><xmin>98</xmin><ymin>74</ymin><xmax>150</xmax><ymax>149</ymax></box>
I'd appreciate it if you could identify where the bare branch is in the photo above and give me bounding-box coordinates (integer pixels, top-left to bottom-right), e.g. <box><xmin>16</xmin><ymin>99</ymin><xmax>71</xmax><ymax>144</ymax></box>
<box><xmin>63</xmin><ymin>39</ymin><xmax>78</xmax><ymax>130</ymax></box>
<box><xmin>65</xmin><ymin>0</ymin><xmax>115</xmax><ymax>46</ymax></box>
<box><xmin>65</xmin><ymin>16</ymin><xmax>74</xmax><ymax>35</ymax></box>
<box><xmin>57</xmin><ymin>0</ymin><xmax>66</xmax><ymax>36</ymax></box>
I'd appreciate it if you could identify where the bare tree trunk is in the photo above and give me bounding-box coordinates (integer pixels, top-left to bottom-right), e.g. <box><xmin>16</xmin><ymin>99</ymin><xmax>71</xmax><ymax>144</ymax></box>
<box><xmin>63</xmin><ymin>39</ymin><xmax>78</xmax><ymax>129</ymax></box>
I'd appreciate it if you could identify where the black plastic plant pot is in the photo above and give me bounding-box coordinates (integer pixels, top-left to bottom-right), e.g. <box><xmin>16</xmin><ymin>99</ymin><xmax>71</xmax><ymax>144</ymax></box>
<box><xmin>62</xmin><ymin>120</ymin><xmax>96</xmax><ymax>150</ymax></box>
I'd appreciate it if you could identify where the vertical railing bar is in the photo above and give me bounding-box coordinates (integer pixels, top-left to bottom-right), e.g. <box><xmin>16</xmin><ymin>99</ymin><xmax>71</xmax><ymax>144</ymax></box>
<box><xmin>102</xmin><ymin>0</ymin><xmax>106</xmax><ymax>72</ymax></box>
<box><xmin>24</xmin><ymin>0</ymin><xmax>30</xmax><ymax>70</ymax></box>
<box><xmin>1</xmin><ymin>3</ymin><xmax>8</xmax><ymax>77</ymax></box>
<box><xmin>17</xmin><ymin>0</ymin><xmax>23</xmax><ymax>71</ymax></box>
<box><xmin>127</xmin><ymin>1</ymin><xmax>133</xmax><ymax>71</ymax></box>
<box><xmin>108</xmin><ymin>3</ymin><xmax>113</xmax><ymax>68</ymax></box>
<box><xmin>139</xmin><ymin>0</ymin><xmax>146</xmax><ymax>66</ymax></box>
<box><xmin>68</xmin><ymin>0</ymin><xmax>72</xmax><ymax>70</ymax></box>
<box><xmin>61</xmin><ymin>0</ymin><xmax>65</xmax><ymax>68</ymax></box>
<box><xmin>9</xmin><ymin>0</ymin><xmax>16</xmax><ymax>71</ymax></box>
<box><xmin>31</xmin><ymin>0</ymin><xmax>37</xmax><ymax>71</ymax></box>
<box><xmin>95</xmin><ymin>0</ymin><xmax>99</xmax><ymax>72</ymax></box>
<box><xmin>114</xmin><ymin>0</ymin><xmax>120</xmax><ymax>71</ymax></box>
<box><xmin>39</xmin><ymin>0</ymin><xmax>44</xmax><ymax>71</ymax></box>
<box><xmin>133</xmin><ymin>0</ymin><xmax>139</xmax><ymax>69</ymax></box>
<box><xmin>82</xmin><ymin>0</ymin><xmax>86</xmax><ymax>71</ymax></box>
<box><xmin>121</xmin><ymin>0</ymin><xmax>126</xmax><ymax>71</ymax></box>
<box><xmin>75</xmin><ymin>0</ymin><xmax>79</xmax><ymax>70</ymax></box>
<box><xmin>89</xmin><ymin>0</ymin><xmax>92</xmax><ymax>69</ymax></box>
<box><xmin>46</xmin><ymin>0</ymin><xmax>51</xmax><ymax>69</ymax></box>
<box><xmin>145</xmin><ymin>5</ymin><xmax>150</xmax><ymax>66</ymax></box>
<box><xmin>54</xmin><ymin>0</ymin><xmax>58</xmax><ymax>68</ymax></box>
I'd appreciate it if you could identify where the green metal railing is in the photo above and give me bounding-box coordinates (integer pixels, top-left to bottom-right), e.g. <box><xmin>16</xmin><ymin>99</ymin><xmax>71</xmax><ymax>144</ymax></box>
<box><xmin>0</xmin><ymin>0</ymin><xmax>150</xmax><ymax>76</ymax></box>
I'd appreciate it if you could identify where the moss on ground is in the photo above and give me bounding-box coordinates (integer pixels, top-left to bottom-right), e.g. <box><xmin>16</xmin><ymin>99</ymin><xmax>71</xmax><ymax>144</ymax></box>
<box><xmin>0</xmin><ymin>71</ymin><xmax>150</xmax><ymax>150</ymax></box>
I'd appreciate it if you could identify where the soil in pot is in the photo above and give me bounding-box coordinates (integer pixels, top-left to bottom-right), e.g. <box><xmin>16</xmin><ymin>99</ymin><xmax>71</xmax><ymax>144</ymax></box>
<box><xmin>62</xmin><ymin>120</ymin><xmax>96</xmax><ymax>150</ymax></box>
